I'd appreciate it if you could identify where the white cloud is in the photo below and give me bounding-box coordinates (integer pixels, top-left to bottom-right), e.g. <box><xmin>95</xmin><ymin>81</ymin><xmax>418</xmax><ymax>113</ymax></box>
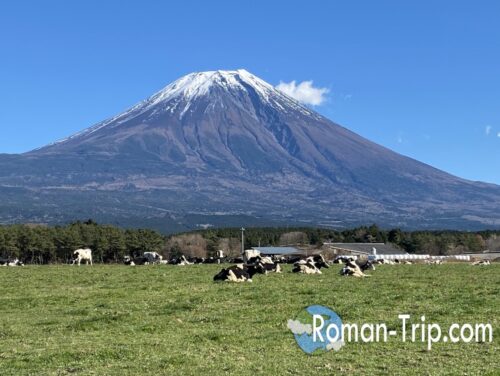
<box><xmin>485</xmin><ymin>125</ymin><xmax>492</xmax><ymax>135</ymax></box>
<box><xmin>276</xmin><ymin>80</ymin><xmax>329</xmax><ymax>106</ymax></box>
<box><xmin>287</xmin><ymin>319</ymin><xmax>312</xmax><ymax>335</ymax></box>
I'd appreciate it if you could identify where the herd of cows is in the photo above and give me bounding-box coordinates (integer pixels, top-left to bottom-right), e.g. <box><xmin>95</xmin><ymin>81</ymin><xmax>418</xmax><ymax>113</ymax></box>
<box><xmin>0</xmin><ymin>248</ymin><xmax>493</xmax><ymax>281</ymax></box>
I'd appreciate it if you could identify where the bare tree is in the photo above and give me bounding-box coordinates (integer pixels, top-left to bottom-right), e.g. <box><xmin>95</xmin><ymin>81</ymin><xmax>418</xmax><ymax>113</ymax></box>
<box><xmin>164</xmin><ymin>234</ymin><xmax>207</xmax><ymax>258</ymax></box>
<box><xmin>279</xmin><ymin>231</ymin><xmax>308</xmax><ymax>246</ymax></box>
<box><xmin>217</xmin><ymin>237</ymin><xmax>241</xmax><ymax>258</ymax></box>
<box><xmin>486</xmin><ymin>234</ymin><xmax>500</xmax><ymax>252</ymax></box>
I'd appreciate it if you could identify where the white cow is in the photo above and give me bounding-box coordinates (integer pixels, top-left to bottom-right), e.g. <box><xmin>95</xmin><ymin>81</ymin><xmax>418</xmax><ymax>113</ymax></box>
<box><xmin>72</xmin><ymin>248</ymin><xmax>93</xmax><ymax>266</ymax></box>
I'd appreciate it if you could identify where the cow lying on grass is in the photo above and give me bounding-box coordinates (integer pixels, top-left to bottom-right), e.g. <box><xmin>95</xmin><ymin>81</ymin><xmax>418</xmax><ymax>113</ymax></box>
<box><xmin>143</xmin><ymin>252</ymin><xmax>162</xmax><ymax>264</ymax></box>
<box><xmin>341</xmin><ymin>259</ymin><xmax>371</xmax><ymax>277</ymax></box>
<box><xmin>246</xmin><ymin>255</ymin><xmax>281</xmax><ymax>273</ymax></box>
<box><xmin>0</xmin><ymin>258</ymin><xmax>24</xmax><ymax>266</ymax></box>
<box><xmin>72</xmin><ymin>248</ymin><xmax>92</xmax><ymax>266</ymax></box>
<box><xmin>124</xmin><ymin>252</ymin><xmax>163</xmax><ymax>265</ymax></box>
<box><xmin>358</xmin><ymin>260</ymin><xmax>375</xmax><ymax>271</ymax></box>
<box><xmin>333</xmin><ymin>256</ymin><xmax>357</xmax><ymax>264</ymax></box>
<box><xmin>424</xmin><ymin>259</ymin><xmax>443</xmax><ymax>265</ymax></box>
<box><xmin>213</xmin><ymin>263</ymin><xmax>266</xmax><ymax>282</ymax></box>
<box><xmin>169</xmin><ymin>255</ymin><xmax>193</xmax><ymax>265</ymax></box>
<box><xmin>202</xmin><ymin>256</ymin><xmax>223</xmax><ymax>264</ymax></box>
<box><xmin>471</xmin><ymin>260</ymin><xmax>491</xmax><ymax>266</ymax></box>
<box><xmin>124</xmin><ymin>255</ymin><xmax>150</xmax><ymax>265</ymax></box>
<box><xmin>243</xmin><ymin>249</ymin><xmax>261</xmax><ymax>263</ymax></box>
<box><xmin>374</xmin><ymin>258</ymin><xmax>396</xmax><ymax>265</ymax></box>
<box><xmin>292</xmin><ymin>255</ymin><xmax>329</xmax><ymax>274</ymax></box>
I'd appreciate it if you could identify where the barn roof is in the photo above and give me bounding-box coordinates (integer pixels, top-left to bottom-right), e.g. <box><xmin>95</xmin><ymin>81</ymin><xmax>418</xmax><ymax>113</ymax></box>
<box><xmin>251</xmin><ymin>246</ymin><xmax>302</xmax><ymax>255</ymax></box>
<box><xmin>325</xmin><ymin>242</ymin><xmax>406</xmax><ymax>255</ymax></box>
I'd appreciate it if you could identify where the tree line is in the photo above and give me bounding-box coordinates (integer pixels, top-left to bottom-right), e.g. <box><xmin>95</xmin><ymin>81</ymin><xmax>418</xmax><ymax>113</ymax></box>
<box><xmin>185</xmin><ymin>225</ymin><xmax>500</xmax><ymax>255</ymax></box>
<box><xmin>0</xmin><ymin>220</ymin><xmax>164</xmax><ymax>264</ymax></box>
<box><xmin>1</xmin><ymin>221</ymin><xmax>499</xmax><ymax>263</ymax></box>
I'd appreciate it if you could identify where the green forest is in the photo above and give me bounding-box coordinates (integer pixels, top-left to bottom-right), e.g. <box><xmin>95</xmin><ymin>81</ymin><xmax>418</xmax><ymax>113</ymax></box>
<box><xmin>0</xmin><ymin>221</ymin><xmax>499</xmax><ymax>264</ymax></box>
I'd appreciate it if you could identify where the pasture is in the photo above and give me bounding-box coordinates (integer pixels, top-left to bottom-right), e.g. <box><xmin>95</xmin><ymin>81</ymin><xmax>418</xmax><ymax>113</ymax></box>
<box><xmin>0</xmin><ymin>264</ymin><xmax>498</xmax><ymax>375</ymax></box>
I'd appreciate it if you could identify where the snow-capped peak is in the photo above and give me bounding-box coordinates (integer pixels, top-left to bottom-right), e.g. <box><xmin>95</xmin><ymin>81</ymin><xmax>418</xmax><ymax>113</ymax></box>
<box><xmin>147</xmin><ymin>69</ymin><xmax>275</xmax><ymax>106</ymax></box>
<box><xmin>34</xmin><ymin>69</ymin><xmax>318</xmax><ymax>150</ymax></box>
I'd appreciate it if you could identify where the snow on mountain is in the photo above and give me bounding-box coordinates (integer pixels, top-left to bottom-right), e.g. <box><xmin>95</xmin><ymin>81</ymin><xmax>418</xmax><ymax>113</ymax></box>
<box><xmin>3</xmin><ymin>69</ymin><xmax>500</xmax><ymax>230</ymax></box>
<box><xmin>37</xmin><ymin>70</ymin><xmax>320</xmax><ymax>151</ymax></box>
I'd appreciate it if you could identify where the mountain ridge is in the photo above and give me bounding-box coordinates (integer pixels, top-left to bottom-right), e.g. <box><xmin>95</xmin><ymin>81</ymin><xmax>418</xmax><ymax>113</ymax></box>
<box><xmin>1</xmin><ymin>69</ymin><xmax>499</xmax><ymax>231</ymax></box>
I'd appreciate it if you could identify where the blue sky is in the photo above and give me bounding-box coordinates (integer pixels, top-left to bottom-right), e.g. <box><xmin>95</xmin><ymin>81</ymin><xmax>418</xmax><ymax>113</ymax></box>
<box><xmin>1</xmin><ymin>1</ymin><xmax>499</xmax><ymax>184</ymax></box>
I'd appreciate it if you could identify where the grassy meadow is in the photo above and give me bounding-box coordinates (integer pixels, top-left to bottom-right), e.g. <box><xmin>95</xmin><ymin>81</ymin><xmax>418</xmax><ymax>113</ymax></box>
<box><xmin>0</xmin><ymin>263</ymin><xmax>498</xmax><ymax>375</ymax></box>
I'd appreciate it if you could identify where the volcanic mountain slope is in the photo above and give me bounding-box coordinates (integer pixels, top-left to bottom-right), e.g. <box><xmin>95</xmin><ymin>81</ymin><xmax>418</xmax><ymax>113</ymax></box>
<box><xmin>0</xmin><ymin>69</ymin><xmax>499</xmax><ymax>231</ymax></box>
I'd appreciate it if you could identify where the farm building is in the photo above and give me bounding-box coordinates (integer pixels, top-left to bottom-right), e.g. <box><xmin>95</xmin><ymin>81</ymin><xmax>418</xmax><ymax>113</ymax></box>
<box><xmin>324</xmin><ymin>242</ymin><xmax>425</xmax><ymax>261</ymax></box>
<box><xmin>250</xmin><ymin>246</ymin><xmax>305</xmax><ymax>256</ymax></box>
<box><xmin>324</xmin><ymin>242</ymin><xmax>474</xmax><ymax>262</ymax></box>
<box><xmin>324</xmin><ymin>242</ymin><xmax>404</xmax><ymax>257</ymax></box>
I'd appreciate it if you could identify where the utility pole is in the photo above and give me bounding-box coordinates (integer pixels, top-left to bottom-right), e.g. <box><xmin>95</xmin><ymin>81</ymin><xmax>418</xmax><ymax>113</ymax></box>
<box><xmin>241</xmin><ymin>227</ymin><xmax>245</xmax><ymax>257</ymax></box>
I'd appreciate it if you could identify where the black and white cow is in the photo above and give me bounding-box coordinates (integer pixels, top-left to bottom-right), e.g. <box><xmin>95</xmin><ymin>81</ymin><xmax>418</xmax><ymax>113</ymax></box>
<box><xmin>123</xmin><ymin>255</ymin><xmax>150</xmax><ymax>266</ymax></box>
<box><xmin>0</xmin><ymin>257</ymin><xmax>24</xmax><ymax>266</ymax></box>
<box><xmin>424</xmin><ymin>259</ymin><xmax>443</xmax><ymax>265</ymax></box>
<box><xmin>215</xmin><ymin>250</ymin><xmax>224</xmax><ymax>263</ymax></box>
<box><xmin>272</xmin><ymin>255</ymin><xmax>286</xmax><ymax>263</ymax></box>
<box><xmin>340</xmin><ymin>259</ymin><xmax>370</xmax><ymax>277</ymax></box>
<box><xmin>471</xmin><ymin>260</ymin><xmax>491</xmax><ymax>266</ymax></box>
<box><xmin>72</xmin><ymin>248</ymin><xmax>93</xmax><ymax>266</ymax></box>
<box><xmin>247</xmin><ymin>255</ymin><xmax>281</xmax><ymax>273</ymax></box>
<box><xmin>243</xmin><ymin>249</ymin><xmax>261</xmax><ymax>263</ymax></box>
<box><xmin>213</xmin><ymin>263</ymin><xmax>266</xmax><ymax>282</ymax></box>
<box><xmin>358</xmin><ymin>260</ymin><xmax>375</xmax><ymax>271</ymax></box>
<box><xmin>374</xmin><ymin>258</ymin><xmax>396</xmax><ymax>265</ymax></box>
<box><xmin>188</xmin><ymin>257</ymin><xmax>205</xmax><ymax>264</ymax></box>
<box><xmin>143</xmin><ymin>252</ymin><xmax>162</xmax><ymax>264</ymax></box>
<box><xmin>333</xmin><ymin>255</ymin><xmax>357</xmax><ymax>264</ymax></box>
<box><xmin>169</xmin><ymin>255</ymin><xmax>193</xmax><ymax>265</ymax></box>
<box><xmin>292</xmin><ymin>255</ymin><xmax>329</xmax><ymax>274</ymax></box>
<box><xmin>286</xmin><ymin>256</ymin><xmax>303</xmax><ymax>264</ymax></box>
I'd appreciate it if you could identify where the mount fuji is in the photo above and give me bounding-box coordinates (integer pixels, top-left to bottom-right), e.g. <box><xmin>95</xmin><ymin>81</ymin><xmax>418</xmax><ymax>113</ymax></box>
<box><xmin>1</xmin><ymin>69</ymin><xmax>499</xmax><ymax>231</ymax></box>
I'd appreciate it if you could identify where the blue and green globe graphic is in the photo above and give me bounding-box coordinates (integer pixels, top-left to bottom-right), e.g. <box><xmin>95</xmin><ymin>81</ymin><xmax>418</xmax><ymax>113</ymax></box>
<box><xmin>288</xmin><ymin>305</ymin><xmax>344</xmax><ymax>354</ymax></box>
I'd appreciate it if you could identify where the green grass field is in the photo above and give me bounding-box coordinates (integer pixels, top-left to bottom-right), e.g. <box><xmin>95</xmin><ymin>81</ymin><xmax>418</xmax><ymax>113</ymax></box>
<box><xmin>0</xmin><ymin>264</ymin><xmax>498</xmax><ymax>375</ymax></box>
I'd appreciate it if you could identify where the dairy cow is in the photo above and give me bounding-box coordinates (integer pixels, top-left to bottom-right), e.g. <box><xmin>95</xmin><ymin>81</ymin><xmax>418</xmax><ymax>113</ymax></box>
<box><xmin>72</xmin><ymin>248</ymin><xmax>93</xmax><ymax>266</ymax></box>
<box><xmin>292</xmin><ymin>255</ymin><xmax>329</xmax><ymax>274</ymax></box>
<box><xmin>247</xmin><ymin>255</ymin><xmax>281</xmax><ymax>273</ymax></box>
<box><xmin>0</xmin><ymin>258</ymin><xmax>24</xmax><ymax>266</ymax></box>
<box><xmin>123</xmin><ymin>255</ymin><xmax>149</xmax><ymax>265</ymax></box>
<box><xmin>143</xmin><ymin>252</ymin><xmax>162</xmax><ymax>264</ymax></box>
<box><xmin>213</xmin><ymin>263</ymin><xmax>266</xmax><ymax>282</ymax></box>
<box><xmin>340</xmin><ymin>259</ymin><xmax>370</xmax><ymax>277</ymax></box>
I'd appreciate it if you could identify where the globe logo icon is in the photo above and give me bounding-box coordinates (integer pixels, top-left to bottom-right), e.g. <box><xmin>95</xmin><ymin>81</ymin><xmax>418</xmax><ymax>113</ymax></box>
<box><xmin>287</xmin><ymin>305</ymin><xmax>345</xmax><ymax>354</ymax></box>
